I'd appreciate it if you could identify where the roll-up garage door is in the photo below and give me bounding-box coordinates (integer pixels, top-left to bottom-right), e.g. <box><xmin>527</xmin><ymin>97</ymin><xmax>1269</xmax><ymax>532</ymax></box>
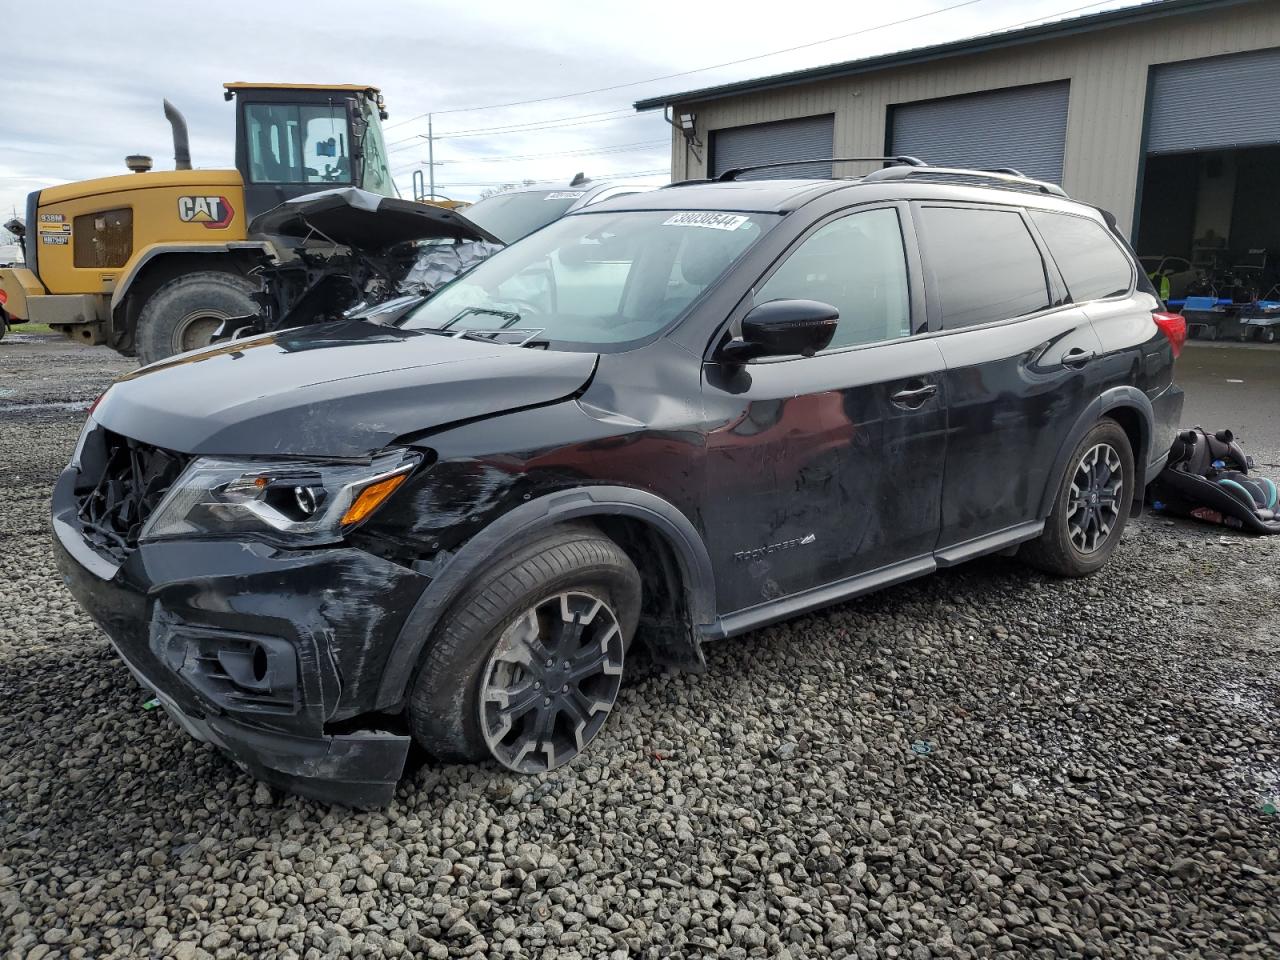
<box><xmin>1146</xmin><ymin>48</ymin><xmax>1280</xmax><ymax>154</ymax></box>
<box><xmin>890</xmin><ymin>82</ymin><xmax>1069</xmax><ymax>183</ymax></box>
<box><xmin>710</xmin><ymin>115</ymin><xmax>834</xmax><ymax>180</ymax></box>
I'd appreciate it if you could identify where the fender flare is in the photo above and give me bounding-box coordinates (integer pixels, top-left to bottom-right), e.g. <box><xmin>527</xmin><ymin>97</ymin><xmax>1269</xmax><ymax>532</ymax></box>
<box><xmin>109</xmin><ymin>240</ymin><xmax>273</xmax><ymax>314</ymax></box>
<box><xmin>373</xmin><ymin>485</ymin><xmax>717</xmax><ymax>709</ymax></box>
<box><xmin>1037</xmin><ymin>386</ymin><xmax>1155</xmax><ymax>518</ymax></box>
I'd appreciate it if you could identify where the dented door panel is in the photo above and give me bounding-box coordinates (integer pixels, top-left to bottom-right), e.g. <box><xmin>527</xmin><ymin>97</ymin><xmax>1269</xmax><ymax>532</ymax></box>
<box><xmin>700</xmin><ymin>337</ymin><xmax>948</xmax><ymax>614</ymax></box>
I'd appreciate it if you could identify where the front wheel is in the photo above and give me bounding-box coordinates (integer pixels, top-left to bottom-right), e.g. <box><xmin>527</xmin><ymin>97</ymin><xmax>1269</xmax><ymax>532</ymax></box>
<box><xmin>134</xmin><ymin>270</ymin><xmax>258</xmax><ymax>365</ymax></box>
<box><xmin>1021</xmin><ymin>419</ymin><xmax>1134</xmax><ymax>577</ymax></box>
<box><xmin>407</xmin><ymin>525</ymin><xmax>641</xmax><ymax>774</ymax></box>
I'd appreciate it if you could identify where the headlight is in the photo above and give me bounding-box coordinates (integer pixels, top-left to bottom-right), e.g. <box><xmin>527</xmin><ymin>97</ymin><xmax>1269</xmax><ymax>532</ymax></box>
<box><xmin>139</xmin><ymin>449</ymin><xmax>420</xmax><ymax>545</ymax></box>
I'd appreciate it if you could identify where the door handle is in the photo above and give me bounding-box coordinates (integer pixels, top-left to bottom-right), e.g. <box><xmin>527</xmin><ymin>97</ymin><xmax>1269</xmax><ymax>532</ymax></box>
<box><xmin>890</xmin><ymin>383</ymin><xmax>938</xmax><ymax>408</ymax></box>
<box><xmin>1062</xmin><ymin>348</ymin><xmax>1096</xmax><ymax>368</ymax></box>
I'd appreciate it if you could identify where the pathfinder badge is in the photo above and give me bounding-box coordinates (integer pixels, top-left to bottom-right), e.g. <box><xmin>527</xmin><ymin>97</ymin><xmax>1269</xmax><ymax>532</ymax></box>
<box><xmin>734</xmin><ymin>533</ymin><xmax>817</xmax><ymax>562</ymax></box>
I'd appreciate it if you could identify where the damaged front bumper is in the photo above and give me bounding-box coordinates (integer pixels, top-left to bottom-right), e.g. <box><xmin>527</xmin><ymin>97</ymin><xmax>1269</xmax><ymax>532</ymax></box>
<box><xmin>51</xmin><ymin>468</ymin><xmax>423</xmax><ymax>808</ymax></box>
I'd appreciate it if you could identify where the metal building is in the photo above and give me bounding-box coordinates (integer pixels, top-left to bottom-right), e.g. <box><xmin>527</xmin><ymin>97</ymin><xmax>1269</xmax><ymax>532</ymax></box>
<box><xmin>635</xmin><ymin>0</ymin><xmax>1280</xmax><ymax>297</ymax></box>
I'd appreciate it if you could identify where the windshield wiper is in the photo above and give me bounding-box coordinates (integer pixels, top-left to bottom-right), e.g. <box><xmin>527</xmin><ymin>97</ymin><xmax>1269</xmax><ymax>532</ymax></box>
<box><xmin>416</xmin><ymin>324</ymin><xmax>548</xmax><ymax>347</ymax></box>
<box><xmin>444</xmin><ymin>306</ymin><xmax>523</xmax><ymax>329</ymax></box>
<box><xmin>424</xmin><ymin>305</ymin><xmax>547</xmax><ymax>346</ymax></box>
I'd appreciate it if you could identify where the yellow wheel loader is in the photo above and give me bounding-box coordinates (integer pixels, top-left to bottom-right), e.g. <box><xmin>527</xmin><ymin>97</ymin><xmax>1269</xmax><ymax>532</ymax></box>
<box><xmin>0</xmin><ymin>84</ymin><xmax>397</xmax><ymax>364</ymax></box>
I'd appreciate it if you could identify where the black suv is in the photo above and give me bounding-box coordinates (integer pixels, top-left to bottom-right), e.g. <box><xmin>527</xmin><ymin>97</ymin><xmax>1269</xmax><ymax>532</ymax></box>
<box><xmin>53</xmin><ymin>162</ymin><xmax>1186</xmax><ymax>806</ymax></box>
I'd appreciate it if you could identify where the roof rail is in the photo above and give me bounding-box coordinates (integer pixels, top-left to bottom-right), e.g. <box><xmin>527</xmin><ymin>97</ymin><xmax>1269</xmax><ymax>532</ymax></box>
<box><xmin>716</xmin><ymin>155</ymin><xmax>925</xmax><ymax>182</ymax></box>
<box><xmin>861</xmin><ymin>164</ymin><xmax>1068</xmax><ymax>197</ymax></box>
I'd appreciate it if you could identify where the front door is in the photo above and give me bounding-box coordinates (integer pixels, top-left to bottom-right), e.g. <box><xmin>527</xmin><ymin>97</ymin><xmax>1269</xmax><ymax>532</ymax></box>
<box><xmin>700</xmin><ymin>204</ymin><xmax>949</xmax><ymax>614</ymax></box>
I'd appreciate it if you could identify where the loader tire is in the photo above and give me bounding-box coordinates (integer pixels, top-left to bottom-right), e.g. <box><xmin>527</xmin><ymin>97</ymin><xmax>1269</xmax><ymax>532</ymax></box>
<box><xmin>135</xmin><ymin>270</ymin><xmax>258</xmax><ymax>366</ymax></box>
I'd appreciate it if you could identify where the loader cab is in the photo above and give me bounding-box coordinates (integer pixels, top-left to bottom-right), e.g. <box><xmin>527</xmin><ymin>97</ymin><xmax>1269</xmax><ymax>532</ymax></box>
<box><xmin>225</xmin><ymin>83</ymin><xmax>397</xmax><ymax>223</ymax></box>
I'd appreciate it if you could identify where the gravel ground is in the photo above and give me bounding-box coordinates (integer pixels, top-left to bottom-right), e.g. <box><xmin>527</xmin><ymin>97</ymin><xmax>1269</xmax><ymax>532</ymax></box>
<box><xmin>1</xmin><ymin>336</ymin><xmax>1278</xmax><ymax>959</ymax></box>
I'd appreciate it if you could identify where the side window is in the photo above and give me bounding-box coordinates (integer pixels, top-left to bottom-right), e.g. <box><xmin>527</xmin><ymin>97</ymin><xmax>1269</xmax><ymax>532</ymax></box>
<box><xmin>920</xmin><ymin>206</ymin><xmax>1050</xmax><ymax>329</ymax></box>
<box><xmin>1030</xmin><ymin>210</ymin><xmax>1134</xmax><ymax>303</ymax></box>
<box><xmin>757</xmin><ymin>207</ymin><xmax>911</xmax><ymax>349</ymax></box>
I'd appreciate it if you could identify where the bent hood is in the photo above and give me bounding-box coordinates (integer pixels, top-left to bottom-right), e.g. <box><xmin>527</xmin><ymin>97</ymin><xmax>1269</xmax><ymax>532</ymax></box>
<box><xmin>250</xmin><ymin>187</ymin><xmax>500</xmax><ymax>250</ymax></box>
<box><xmin>94</xmin><ymin>320</ymin><xmax>597</xmax><ymax>458</ymax></box>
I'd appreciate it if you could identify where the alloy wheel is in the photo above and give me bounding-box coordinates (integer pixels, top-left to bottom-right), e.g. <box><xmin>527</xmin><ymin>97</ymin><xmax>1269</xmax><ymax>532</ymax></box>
<box><xmin>479</xmin><ymin>591</ymin><xmax>625</xmax><ymax>773</ymax></box>
<box><xmin>1067</xmin><ymin>442</ymin><xmax>1124</xmax><ymax>554</ymax></box>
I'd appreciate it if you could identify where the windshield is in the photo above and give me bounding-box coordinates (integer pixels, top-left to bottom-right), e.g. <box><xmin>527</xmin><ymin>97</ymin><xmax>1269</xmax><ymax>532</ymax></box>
<box><xmin>244</xmin><ymin>102</ymin><xmax>352</xmax><ymax>185</ymax></box>
<box><xmin>400</xmin><ymin>209</ymin><xmax>775</xmax><ymax>351</ymax></box>
<box><xmin>463</xmin><ymin>190</ymin><xmax>589</xmax><ymax>243</ymax></box>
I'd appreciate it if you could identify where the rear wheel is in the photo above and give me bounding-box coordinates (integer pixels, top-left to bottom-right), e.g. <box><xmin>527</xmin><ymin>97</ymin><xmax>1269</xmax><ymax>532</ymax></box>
<box><xmin>1022</xmin><ymin>419</ymin><xmax>1134</xmax><ymax>577</ymax></box>
<box><xmin>407</xmin><ymin>525</ymin><xmax>641</xmax><ymax>773</ymax></box>
<box><xmin>134</xmin><ymin>270</ymin><xmax>258</xmax><ymax>365</ymax></box>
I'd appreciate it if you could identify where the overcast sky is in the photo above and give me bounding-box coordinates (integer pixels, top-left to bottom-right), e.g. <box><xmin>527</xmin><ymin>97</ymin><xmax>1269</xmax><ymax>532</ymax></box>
<box><xmin>1</xmin><ymin>0</ymin><xmax>1146</xmax><ymax>219</ymax></box>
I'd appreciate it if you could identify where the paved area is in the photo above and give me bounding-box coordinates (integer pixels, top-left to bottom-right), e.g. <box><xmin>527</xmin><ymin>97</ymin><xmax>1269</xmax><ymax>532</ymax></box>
<box><xmin>1176</xmin><ymin>342</ymin><xmax>1280</xmax><ymax>464</ymax></box>
<box><xmin>0</xmin><ymin>335</ymin><xmax>1277</xmax><ymax>960</ymax></box>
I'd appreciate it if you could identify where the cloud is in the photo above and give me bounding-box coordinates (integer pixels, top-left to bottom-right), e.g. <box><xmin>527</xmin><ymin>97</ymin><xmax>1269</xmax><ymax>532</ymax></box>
<box><xmin>1</xmin><ymin>0</ymin><xmax>1141</xmax><ymax>217</ymax></box>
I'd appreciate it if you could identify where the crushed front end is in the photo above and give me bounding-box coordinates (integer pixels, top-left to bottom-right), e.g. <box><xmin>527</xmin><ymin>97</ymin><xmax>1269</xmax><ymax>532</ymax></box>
<box><xmin>50</xmin><ymin>421</ymin><xmax>429</xmax><ymax>808</ymax></box>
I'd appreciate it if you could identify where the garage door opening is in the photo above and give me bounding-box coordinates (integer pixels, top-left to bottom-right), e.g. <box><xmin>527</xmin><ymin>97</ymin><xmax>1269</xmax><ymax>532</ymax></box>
<box><xmin>1134</xmin><ymin>47</ymin><xmax>1280</xmax><ymax>341</ymax></box>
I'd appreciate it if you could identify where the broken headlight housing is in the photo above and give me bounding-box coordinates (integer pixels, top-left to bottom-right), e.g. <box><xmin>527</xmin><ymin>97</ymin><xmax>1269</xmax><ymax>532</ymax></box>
<box><xmin>139</xmin><ymin>449</ymin><xmax>420</xmax><ymax>546</ymax></box>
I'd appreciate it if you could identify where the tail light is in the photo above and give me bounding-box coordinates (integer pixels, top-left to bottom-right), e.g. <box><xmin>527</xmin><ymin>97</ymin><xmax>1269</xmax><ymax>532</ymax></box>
<box><xmin>1153</xmin><ymin>311</ymin><xmax>1186</xmax><ymax>358</ymax></box>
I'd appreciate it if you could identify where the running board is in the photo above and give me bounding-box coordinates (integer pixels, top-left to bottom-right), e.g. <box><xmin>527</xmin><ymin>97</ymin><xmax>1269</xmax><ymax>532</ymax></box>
<box><xmin>934</xmin><ymin>520</ymin><xmax>1044</xmax><ymax>567</ymax></box>
<box><xmin>705</xmin><ymin>556</ymin><xmax>936</xmax><ymax>641</ymax></box>
<box><xmin>704</xmin><ymin>520</ymin><xmax>1044</xmax><ymax>641</ymax></box>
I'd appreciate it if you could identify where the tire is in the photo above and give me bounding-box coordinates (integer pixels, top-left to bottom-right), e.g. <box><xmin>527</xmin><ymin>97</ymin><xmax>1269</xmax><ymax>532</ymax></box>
<box><xmin>134</xmin><ymin>270</ymin><xmax>258</xmax><ymax>365</ymax></box>
<box><xmin>407</xmin><ymin>524</ymin><xmax>642</xmax><ymax>774</ymax></box>
<box><xmin>1021</xmin><ymin>419</ymin><xmax>1135</xmax><ymax>578</ymax></box>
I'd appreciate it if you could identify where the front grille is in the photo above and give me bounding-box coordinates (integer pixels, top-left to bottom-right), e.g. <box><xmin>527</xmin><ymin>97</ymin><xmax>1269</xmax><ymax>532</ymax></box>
<box><xmin>74</xmin><ymin>428</ymin><xmax>188</xmax><ymax>563</ymax></box>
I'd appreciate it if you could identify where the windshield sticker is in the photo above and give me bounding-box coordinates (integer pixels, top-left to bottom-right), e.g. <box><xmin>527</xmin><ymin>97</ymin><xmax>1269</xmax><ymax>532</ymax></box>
<box><xmin>663</xmin><ymin>212</ymin><xmax>750</xmax><ymax>231</ymax></box>
<box><xmin>545</xmin><ymin>191</ymin><xmax>586</xmax><ymax>200</ymax></box>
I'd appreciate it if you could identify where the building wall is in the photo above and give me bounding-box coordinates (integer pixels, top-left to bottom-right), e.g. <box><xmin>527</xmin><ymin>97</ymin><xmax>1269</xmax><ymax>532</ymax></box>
<box><xmin>665</xmin><ymin>2</ymin><xmax>1280</xmax><ymax>236</ymax></box>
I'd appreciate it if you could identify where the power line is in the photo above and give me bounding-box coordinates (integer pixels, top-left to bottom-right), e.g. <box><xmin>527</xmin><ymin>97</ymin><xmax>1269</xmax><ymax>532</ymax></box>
<box><xmin>392</xmin><ymin>138</ymin><xmax>668</xmax><ymax>173</ymax></box>
<box><xmin>388</xmin><ymin>108</ymin><xmax>635</xmax><ymax>145</ymax></box>
<box><xmin>385</xmin><ymin>0</ymin><xmax>986</xmax><ymax>128</ymax></box>
<box><xmin>391</xmin><ymin>112</ymin><xmax>642</xmax><ymax>152</ymax></box>
<box><xmin>397</xmin><ymin>168</ymin><xmax>669</xmax><ymax>189</ymax></box>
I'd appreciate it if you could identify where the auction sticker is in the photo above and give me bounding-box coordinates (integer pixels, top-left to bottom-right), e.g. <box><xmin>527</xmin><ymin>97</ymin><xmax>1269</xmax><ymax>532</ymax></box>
<box><xmin>41</xmin><ymin>234</ymin><xmax>70</xmax><ymax>245</ymax></box>
<box><xmin>663</xmin><ymin>212</ymin><xmax>750</xmax><ymax>230</ymax></box>
<box><xmin>545</xmin><ymin>191</ymin><xmax>586</xmax><ymax>200</ymax></box>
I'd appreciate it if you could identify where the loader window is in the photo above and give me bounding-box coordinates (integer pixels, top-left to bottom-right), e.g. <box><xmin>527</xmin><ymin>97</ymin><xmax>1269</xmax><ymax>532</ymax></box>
<box><xmin>244</xmin><ymin>103</ymin><xmax>352</xmax><ymax>185</ymax></box>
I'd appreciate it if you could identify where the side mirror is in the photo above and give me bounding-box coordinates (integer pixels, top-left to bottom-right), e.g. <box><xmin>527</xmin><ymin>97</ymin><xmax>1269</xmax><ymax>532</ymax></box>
<box><xmin>719</xmin><ymin>299</ymin><xmax>839</xmax><ymax>362</ymax></box>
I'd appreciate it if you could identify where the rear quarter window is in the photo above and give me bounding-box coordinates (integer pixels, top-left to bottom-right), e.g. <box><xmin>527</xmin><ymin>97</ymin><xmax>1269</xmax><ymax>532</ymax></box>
<box><xmin>920</xmin><ymin>206</ymin><xmax>1050</xmax><ymax>329</ymax></box>
<box><xmin>1030</xmin><ymin>210</ymin><xmax>1134</xmax><ymax>303</ymax></box>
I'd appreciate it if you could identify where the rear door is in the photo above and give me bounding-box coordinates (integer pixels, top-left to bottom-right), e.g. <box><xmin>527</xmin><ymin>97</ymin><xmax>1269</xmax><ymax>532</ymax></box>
<box><xmin>916</xmin><ymin>202</ymin><xmax>1106</xmax><ymax>549</ymax></box>
<box><xmin>701</xmin><ymin>203</ymin><xmax>948</xmax><ymax>614</ymax></box>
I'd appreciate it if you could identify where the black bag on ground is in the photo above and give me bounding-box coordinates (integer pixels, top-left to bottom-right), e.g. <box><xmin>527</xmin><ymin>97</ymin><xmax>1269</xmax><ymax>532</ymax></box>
<box><xmin>1148</xmin><ymin>427</ymin><xmax>1280</xmax><ymax>534</ymax></box>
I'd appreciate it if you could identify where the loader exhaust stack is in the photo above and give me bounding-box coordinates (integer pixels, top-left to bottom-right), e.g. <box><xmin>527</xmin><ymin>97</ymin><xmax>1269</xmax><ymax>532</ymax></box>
<box><xmin>163</xmin><ymin>99</ymin><xmax>192</xmax><ymax>170</ymax></box>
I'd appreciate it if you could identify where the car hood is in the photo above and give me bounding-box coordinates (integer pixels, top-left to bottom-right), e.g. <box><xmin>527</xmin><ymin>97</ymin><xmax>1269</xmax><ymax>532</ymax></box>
<box><xmin>250</xmin><ymin>187</ymin><xmax>501</xmax><ymax>250</ymax></box>
<box><xmin>94</xmin><ymin>320</ymin><xmax>597</xmax><ymax>458</ymax></box>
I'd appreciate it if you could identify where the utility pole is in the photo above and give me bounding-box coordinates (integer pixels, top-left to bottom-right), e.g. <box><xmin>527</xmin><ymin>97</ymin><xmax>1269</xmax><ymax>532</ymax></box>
<box><xmin>416</xmin><ymin>115</ymin><xmax>439</xmax><ymax>200</ymax></box>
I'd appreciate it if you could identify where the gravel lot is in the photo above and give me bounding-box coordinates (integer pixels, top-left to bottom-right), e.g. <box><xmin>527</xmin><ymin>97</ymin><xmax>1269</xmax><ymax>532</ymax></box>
<box><xmin>1</xmin><ymin>336</ymin><xmax>1278</xmax><ymax>959</ymax></box>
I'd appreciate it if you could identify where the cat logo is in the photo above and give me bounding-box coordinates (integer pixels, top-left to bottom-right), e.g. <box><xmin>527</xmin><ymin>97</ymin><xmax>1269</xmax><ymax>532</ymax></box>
<box><xmin>177</xmin><ymin>195</ymin><xmax>235</xmax><ymax>229</ymax></box>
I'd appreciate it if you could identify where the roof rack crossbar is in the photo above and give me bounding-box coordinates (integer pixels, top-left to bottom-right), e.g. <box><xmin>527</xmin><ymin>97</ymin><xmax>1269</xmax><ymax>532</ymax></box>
<box><xmin>861</xmin><ymin>164</ymin><xmax>1068</xmax><ymax>197</ymax></box>
<box><xmin>716</xmin><ymin>155</ymin><xmax>926</xmax><ymax>182</ymax></box>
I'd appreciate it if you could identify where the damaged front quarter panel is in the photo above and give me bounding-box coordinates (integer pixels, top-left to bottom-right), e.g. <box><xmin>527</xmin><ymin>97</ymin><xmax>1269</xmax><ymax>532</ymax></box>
<box><xmin>356</xmin><ymin>350</ymin><xmax>719</xmax><ymax>709</ymax></box>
